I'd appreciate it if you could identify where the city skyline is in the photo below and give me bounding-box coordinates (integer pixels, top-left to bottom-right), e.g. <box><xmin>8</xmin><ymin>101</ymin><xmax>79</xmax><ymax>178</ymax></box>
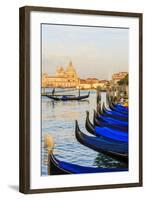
<box><xmin>42</xmin><ymin>24</ymin><xmax>129</xmax><ymax>80</ymax></box>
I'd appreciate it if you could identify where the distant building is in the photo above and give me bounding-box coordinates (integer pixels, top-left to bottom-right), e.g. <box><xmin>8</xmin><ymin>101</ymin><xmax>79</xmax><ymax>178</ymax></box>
<box><xmin>112</xmin><ymin>72</ymin><xmax>128</xmax><ymax>84</ymax></box>
<box><xmin>78</xmin><ymin>78</ymin><xmax>109</xmax><ymax>89</ymax></box>
<box><xmin>77</xmin><ymin>79</ymin><xmax>91</xmax><ymax>89</ymax></box>
<box><xmin>42</xmin><ymin>62</ymin><xmax>124</xmax><ymax>89</ymax></box>
<box><xmin>110</xmin><ymin>72</ymin><xmax>129</xmax><ymax>98</ymax></box>
<box><xmin>42</xmin><ymin>61</ymin><xmax>79</xmax><ymax>88</ymax></box>
<box><xmin>78</xmin><ymin>78</ymin><xmax>99</xmax><ymax>89</ymax></box>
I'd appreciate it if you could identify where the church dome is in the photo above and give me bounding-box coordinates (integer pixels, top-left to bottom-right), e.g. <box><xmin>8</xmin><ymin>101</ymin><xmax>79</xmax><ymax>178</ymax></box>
<box><xmin>65</xmin><ymin>61</ymin><xmax>78</xmax><ymax>79</ymax></box>
<box><xmin>56</xmin><ymin>66</ymin><xmax>65</xmax><ymax>77</ymax></box>
<box><xmin>66</xmin><ymin>61</ymin><xmax>75</xmax><ymax>72</ymax></box>
<box><xmin>60</xmin><ymin>66</ymin><xmax>65</xmax><ymax>72</ymax></box>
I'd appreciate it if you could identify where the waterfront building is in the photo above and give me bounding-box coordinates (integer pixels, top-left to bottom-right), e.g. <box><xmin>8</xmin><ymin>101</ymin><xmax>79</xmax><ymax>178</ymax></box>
<box><xmin>42</xmin><ymin>61</ymin><xmax>79</xmax><ymax>88</ymax></box>
<box><xmin>78</xmin><ymin>79</ymin><xmax>109</xmax><ymax>89</ymax></box>
<box><xmin>112</xmin><ymin>72</ymin><xmax>128</xmax><ymax>84</ymax></box>
<box><xmin>110</xmin><ymin>72</ymin><xmax>128</xmax><ymax>99</ymax></box>
<box><xmin>42</xmin><ymin>62</ymin><xmax>125</xmax><ymax>90</ymax></box>
<box><xmin>78</xmin><ymin>78</ymin><xmax>99</xmax><ymax>89</ymax></box>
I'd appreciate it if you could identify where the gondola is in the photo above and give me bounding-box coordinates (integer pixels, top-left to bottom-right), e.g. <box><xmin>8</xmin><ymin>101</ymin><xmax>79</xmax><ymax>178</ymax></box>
<box><xmin>109</xmin><ymin>102</ymin><xmax>128</xmax><ymax>115</ymax></box>
<box><xmin>98</xmin><ymin>104</ymin><xmax>128</xmax><ymax>121</ymax></box>
<box><xmin>114</xmin><ymin>103</ymin><xmax>128</xmax><ymax>110</ymax></box>
<box><xmin>103</xmin><ymin>102</ymin><xmax>128</xmax><ymax>116</ymax></box>
<box><xmin>110</xmin><ymin>103</ymin><xmax>128</xmax><ymax>113</ymax></box>
<box><xmin>75</xmin><ymin>120</ymin><xmax>128</xmax><ymax>163</ymax></box>
<box><xmin>85</xmin><ymin>111</ymin><xmax>128</xmax><ymax>143</ymax></box>
<box><xmin>50</xmin><ymin>153</ymin><xmax>71</xmax><ymax>175</ymax></box>
<box><xmin>96</xmin><ymin>110</ymin><xmax>128</xmax><ymax>127</ymax></box>
<box><xmin>106</xmin><ymin>95</ymin><xmax>128</xmax><ymax>112</ymax></box>
<box><xmin>45</xmin><ymin>91</ymin><xmax>90</xmax><ymax>101</ymax></box>
<box><xmin>93</xmin><ymin>110</ymin><xmax>128</xmax><ymax>132</ymax></box>
<box><xmin>102</xmin><ymin>103</ymin><xmax>128</xmax><ymax>121</ymax></box>
<box><xmin>106</xmin><ymin>95</ymin><xmax>128</xmax><ymax>113</ymax></box>
<box><xmin>50</xmin><ymin>153</ymin><xmax>127</xmax><ymax>175</ymax></box>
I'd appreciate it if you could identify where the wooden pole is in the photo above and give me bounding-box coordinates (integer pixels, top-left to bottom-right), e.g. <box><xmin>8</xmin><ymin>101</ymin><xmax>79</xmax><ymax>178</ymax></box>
<box><xmin>52</xmin><ymin>88</ymin><xmax>55</xmax><ymax>96</ymax></box>
<box><xmin>96</xmin><ymin>87</ymin><xmax>99</xmax><ymax>111</ymax></box>
<box><xmin>78</xmin><ymin>87</ymin><xmax>80</xmax><ymax>97</ymax></box>
<box><xmin>99</xmin><ymin>92</ymin><xmax>101</xmax><ymax>107</ymax></box>
<box><xmin>106</xmin><ymin>89</ymin><xmax>109</xmax><ymax>105</ymax></box>
<box><xmin>96</xmin><ymin>87</ymin><xmax>99</xmax><ymax>104</ymax></box>
<box><xmin>96</xmin><ymin>87</ymin><xmax>101</xmax><ymax>111</ymax></box>
<box><xmin>44</xmin><ymin>134</ymin><xmax>54</xmax><ymax>175</ymax></box>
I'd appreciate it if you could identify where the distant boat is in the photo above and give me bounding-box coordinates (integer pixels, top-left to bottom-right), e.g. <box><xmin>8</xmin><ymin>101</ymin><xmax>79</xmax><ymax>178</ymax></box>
<box><xmin>45</xmin><ymin>91</ymin><xmax>90</xmax><ymax>101</ymax></box>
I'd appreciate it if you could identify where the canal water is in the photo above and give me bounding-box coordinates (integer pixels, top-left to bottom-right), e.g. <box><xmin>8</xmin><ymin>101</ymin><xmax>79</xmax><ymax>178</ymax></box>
<box><xmin>41</xmin><ymin>88</ymin><xmax>127</xmax><ymax>176</ymax></box>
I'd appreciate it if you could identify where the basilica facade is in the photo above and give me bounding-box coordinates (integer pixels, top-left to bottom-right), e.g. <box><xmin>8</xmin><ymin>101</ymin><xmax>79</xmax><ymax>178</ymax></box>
<box><xmin>42</xmin><ymin>61</ymin><xmax>80</xmax><ymax>88</ymax></box>
<box><xmin>42</xmin><ymin>61</ymin><xmax>122</xmax><ymax>89</ymax></box>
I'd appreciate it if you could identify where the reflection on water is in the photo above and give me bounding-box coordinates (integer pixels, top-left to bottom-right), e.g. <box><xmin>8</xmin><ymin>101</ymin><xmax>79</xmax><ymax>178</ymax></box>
<box><xmin>41</xmin><ymin>88</ymin><xmax>126</xmax><ymax>176</ymax></box>
<box><xmin>93</xmin><ymin>153</ymin><xmax>127</xmax><ymax>168</ymax></box>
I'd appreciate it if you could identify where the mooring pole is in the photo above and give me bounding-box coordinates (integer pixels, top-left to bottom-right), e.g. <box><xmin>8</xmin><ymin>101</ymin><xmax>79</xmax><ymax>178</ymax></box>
<box><xmin>106</xmin><ymin>89</ymin><xmax>109</xmax><ymax>105</ymax></box>
<box><xmin>96</xmin><ymin>87</ymin><xmax>101</xmax><ymax>111</ymax></box>
<box><xmin>96</xmin><ymin>87</ymin><xmax>99</xmax><ymax>104</ymax></box>
<box><xmin>78</xmin><ymin>87</ymin><xmax>80</xmax><ymax>97</ymax></box>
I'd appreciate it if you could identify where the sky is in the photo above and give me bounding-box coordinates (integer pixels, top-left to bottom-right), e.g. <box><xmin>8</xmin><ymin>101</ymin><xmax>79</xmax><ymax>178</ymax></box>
<box><xmin>42</xmin><ymin>24</ymin><xmax>129</xmax><ymax>80</ymax></box>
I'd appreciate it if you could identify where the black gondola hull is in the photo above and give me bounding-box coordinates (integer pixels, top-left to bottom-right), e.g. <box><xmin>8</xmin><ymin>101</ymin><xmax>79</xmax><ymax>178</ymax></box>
<box><xmin>45</xmin><ymin>92</ymin><xmax>90</xmax><ymax>101</ymax></box>
<box><xmin>75</xmin><ymin>120</ymin><xmax>128</xmax><ymax>164</ymax></box>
